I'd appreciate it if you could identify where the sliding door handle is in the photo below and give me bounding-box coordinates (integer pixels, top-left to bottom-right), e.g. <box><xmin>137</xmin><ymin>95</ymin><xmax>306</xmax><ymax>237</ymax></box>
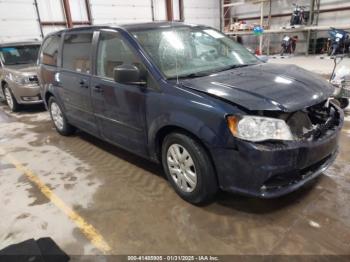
<box><xmin>93</xmin><ymin>85</ymin><xmax>103</xmax><ymax>93</ymax></box>
<box><xmin>79</xmin><ymin>79</ymin><xmax>89</xmax><ymax>88</ymax></box>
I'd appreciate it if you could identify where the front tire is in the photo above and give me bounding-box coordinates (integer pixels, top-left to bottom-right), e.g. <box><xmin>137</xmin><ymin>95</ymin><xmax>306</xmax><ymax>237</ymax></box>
<box><xmin>161</xmin><ymin>132</ymin><xmax>218</xmax><ymax>204</ymax></box>
<box><xmin>48</xmin><ymin>96</ymin><xmax>75</xmax><ymax>136</ymax></box>
<box><xmin>4</xmin><ymin>84</ymin><xmax>19</xmax><ymax>112</ymax></box>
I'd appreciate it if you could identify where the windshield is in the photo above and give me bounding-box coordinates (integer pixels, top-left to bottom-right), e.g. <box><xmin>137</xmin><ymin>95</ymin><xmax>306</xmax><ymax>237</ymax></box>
<box><xmin>0</xmin><ymin>45</ymin><xmax>40</xmax><ymax>65</ymax></box>
<box><xmin>132</xmin><ymin>26</ymin><xmax>259</xmax><ymax>79</ymax></box>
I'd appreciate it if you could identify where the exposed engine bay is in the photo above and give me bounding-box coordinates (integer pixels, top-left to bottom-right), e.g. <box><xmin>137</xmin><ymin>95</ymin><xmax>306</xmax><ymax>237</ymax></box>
<box><xmin>264</xmin><ymin>100</ymin><xmax>341</xmax><ymax>141</ymax></box>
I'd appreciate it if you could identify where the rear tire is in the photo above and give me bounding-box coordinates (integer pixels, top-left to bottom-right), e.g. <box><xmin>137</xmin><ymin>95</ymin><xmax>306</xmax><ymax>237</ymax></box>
<box><xmin>4</xmin><ymin>84</ymin><xmax>19</xmax><ymax>112</ymax></box>
<box><xmin>48</xmin><ymin>96</ymin><xmax>75</xmax><ymax>136</ymax></box>
<box><xmin>161</xmin><ymin>132</ymin><xmax>218</xmax><ymax>204</ymax></box>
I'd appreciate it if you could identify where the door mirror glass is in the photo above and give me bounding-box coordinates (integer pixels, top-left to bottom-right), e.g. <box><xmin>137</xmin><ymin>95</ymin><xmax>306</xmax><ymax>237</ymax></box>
<box><xmin>113</xmin><ymin>64</ymin><xmax>146</xmax><ymax>85</ymax></box>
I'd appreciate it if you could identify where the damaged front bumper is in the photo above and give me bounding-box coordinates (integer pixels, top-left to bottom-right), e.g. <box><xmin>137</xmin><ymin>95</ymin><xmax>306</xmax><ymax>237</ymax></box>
<box><xmin>213</xmin><ymin>102</ymin><xmax>344</xmax><ymax>198</ymax></box>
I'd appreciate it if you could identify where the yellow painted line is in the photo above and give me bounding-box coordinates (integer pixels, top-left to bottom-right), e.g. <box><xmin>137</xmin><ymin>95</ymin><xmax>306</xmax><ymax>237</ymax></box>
<box><xmin>0</xmin><ymin>148</ymin><xmax>111</xmax><ymax>254</ymax></box>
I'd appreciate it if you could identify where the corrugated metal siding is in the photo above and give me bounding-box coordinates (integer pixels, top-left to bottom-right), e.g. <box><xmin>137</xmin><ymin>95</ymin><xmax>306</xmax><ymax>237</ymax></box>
<box><xmin>0</xmin><ymin>0</ymin><xmax>41</xmax><ymax>42</ymax></box>
<box><xmin>0</xmin><ymin>0</ymin><xmax>222</xmax><ymax>42</ymax></box>
<box><xmin>183</xmin><ymin>0</ymin><xmax>220</xmax><ymax>29</ymax></box>
<box><xmin>89</xmin><ymin>0</ymin><xmax>153</xmax><ymax>25</ymax></box>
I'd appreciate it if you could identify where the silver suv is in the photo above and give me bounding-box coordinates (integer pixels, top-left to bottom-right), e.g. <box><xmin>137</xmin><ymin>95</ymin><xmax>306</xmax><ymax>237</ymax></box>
<box><xmin>0</xmin><ymin>41</ymin><xmax>42</xmax><ymax>111</ymax></box>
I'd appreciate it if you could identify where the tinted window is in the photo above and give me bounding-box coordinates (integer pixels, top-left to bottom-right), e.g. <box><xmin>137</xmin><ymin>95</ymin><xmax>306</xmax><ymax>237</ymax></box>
<box><xmin>40</xmin><ymin>35</ymin><xmax>60</xmax><ymax>66</ymax></box>
<box><xmin>97</xmin><ymin>31</ymin><xmax>144</xmax><ymax>79</ymax></box>
<box><xmin>0</xmin><ymin>45</ymin><xmax>39</xmax><ymax>65</ymax></box>
<box><xmin>62</xmin><ymin>33</ymin><xmax>92</xmax><ymax>74</ymax></box>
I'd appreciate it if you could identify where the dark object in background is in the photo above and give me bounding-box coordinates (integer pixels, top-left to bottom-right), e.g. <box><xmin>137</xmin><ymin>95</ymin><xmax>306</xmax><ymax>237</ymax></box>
<box><xmin>281</xmin><ymin>35</ymin><xmax>292</xmax><ymax>55</ymax></box>
<box><xmin>290</xmin><ymin>3</ymin><xmax>309</xmax><ymax>26</ymax></box>
<box><xmin>281</xmin><ymin>35</ymin><xmax>298</xmax><ymax>56</ymax></box>
<box><xmin>291</xmin><ymin>35</ymin><xmax>298</xmax><ymax>53</ymax></box>
<box><xmin>308</xmin><ymin>37</ymin><xmax>329</xmax><ymax>54</ymax></box>
<box><xmin>0</xmin><ymin>238</ymin><xmax>70</xmax><ymax>262</ymax></box>
<box><xmin>328</xmin><ymin>27</ymin><xmax>350</xmax><ymax>56</ymax></box>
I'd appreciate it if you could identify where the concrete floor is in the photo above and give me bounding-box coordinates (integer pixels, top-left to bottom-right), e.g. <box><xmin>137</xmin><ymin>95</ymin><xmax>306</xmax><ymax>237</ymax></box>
<box><xmin>1</xmin><ymin>58</ymin><xmax>350</xmax><ymax>257</ymax></box>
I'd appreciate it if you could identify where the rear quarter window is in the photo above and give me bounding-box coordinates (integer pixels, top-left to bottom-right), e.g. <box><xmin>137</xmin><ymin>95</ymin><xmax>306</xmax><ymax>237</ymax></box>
<box><xmin>40</xmin><ymin>35</ymin><xmax>60</xmax><ymax>66</ymax></box>
<box><xmin>62</xmin><ymin>33</ymin><xmax>93</xmax><ymax>74</ymax></box>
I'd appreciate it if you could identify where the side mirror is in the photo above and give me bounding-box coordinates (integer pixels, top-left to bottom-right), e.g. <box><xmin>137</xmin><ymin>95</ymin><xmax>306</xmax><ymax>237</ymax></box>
<box><xmin>113</xmin><ymin>64</ymin><xmax>146</xmax><ymax>85</ymax></box>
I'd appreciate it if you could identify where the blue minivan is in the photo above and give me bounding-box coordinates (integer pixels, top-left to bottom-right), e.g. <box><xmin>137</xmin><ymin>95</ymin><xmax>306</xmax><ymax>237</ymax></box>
<box><xmin>38</xmin><ymin>22</ymin><xmax>343</xmax><ymax>204</ymax></box>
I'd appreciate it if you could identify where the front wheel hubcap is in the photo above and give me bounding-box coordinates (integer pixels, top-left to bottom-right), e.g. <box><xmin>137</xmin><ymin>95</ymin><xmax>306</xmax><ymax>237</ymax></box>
<box><xmin>167</xmin><ymin>144</ymin><xmax>197</xmax><ymax>193</ymax></box>
<box><xmin>50</xmin><ymin>102</ymin><xmax>64</xmax><ymax>130</ymax></box>
<box><xmin>4</xmin><ymin>88</ymin><xmax>13</xmax><ymax>109</ymax></box>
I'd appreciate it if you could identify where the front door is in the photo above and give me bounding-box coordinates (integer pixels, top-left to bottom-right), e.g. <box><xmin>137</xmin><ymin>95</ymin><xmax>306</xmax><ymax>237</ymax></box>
<box><xmin>59</xmin><ymin>32</ymin><xmax>98</xmax><ymax>135</ymax></box>
<box><xmin>91</xmin><ymin>30</ymin><xmax>149</xmax><ymax>155</ymax></box>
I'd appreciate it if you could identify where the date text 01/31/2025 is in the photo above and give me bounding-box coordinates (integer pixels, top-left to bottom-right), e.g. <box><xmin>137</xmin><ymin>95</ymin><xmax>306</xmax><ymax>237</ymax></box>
<box><xmin>127</xmin><ymin>255</ymin><xmax>220</xmax><ymax>261</ymax></box>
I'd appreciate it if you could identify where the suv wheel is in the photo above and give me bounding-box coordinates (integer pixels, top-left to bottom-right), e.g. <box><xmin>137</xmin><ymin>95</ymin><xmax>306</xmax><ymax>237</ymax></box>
<box><xmin>48</xmin><ymin>96</ymin><xmax>75</xmax><ymax>136</ymax></box>
<box><xmin>4</xmin><ymin>84</ymin><xmax>19</xmax><ymax>112</ymax></box>
<box><xmin>162</xmin><ymin>132</ymin><xmax>218</xmax><ymax>204</ymax></box>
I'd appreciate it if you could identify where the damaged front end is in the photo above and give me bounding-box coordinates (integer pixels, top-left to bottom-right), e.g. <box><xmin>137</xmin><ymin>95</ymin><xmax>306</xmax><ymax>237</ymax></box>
<box><xmin>256</xmin><ymin>101</ymin><xmax>344</xmax><ymax>196</ymax></box>
<box><xmin>272</xmin><ymin>100</ymin><xmax>342</xmax><ymax>142</ymax></box>
<box><xmin>216</xmin><ymin>100</ymin><xmax>343</xmax><ymax>198</ymax></box>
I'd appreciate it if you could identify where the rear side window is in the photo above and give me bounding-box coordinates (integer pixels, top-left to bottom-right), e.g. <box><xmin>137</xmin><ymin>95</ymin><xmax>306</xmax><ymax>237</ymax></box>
<box><xmin>40</xmin><ymin>35</ymin><xmax>60</xmax><ymax>66</ymax></box>
<box><xmin>62</xmin><ymin>33</ymin><xmax>92</xmax><ymax>74</ymax></box>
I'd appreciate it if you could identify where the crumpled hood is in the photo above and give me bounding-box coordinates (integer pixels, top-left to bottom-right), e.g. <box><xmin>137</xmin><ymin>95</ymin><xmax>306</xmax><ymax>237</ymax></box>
<box><xmin>182</xmin><ymin>63</ymin><xmax>333</xmax><ymax>112</ymax></box>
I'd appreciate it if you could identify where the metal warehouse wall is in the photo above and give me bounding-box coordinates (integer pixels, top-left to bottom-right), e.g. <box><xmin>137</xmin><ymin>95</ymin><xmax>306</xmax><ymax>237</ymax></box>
<box><xmin>0</xmin><ymin>0</ymin><xmax>42</xmax><ymax>42</ymax></box>
<box><xmin>0</xmin><ymin>0</ymin><xmax>221</xmax><ymax>42</ymax></box>
<box><xmin>230</xmin><ymin>0</ymin><xmax>350</xmax><ymax>54</ymax></box>
<box><xmin>89</xmin><ymin>0</ymin><xmax>153</xmax><ymax>25</ymax></box>
<box><xmin>183</xmin><ymin>0</ymin><xmax>220</xmax><ymax>29</ymax></box>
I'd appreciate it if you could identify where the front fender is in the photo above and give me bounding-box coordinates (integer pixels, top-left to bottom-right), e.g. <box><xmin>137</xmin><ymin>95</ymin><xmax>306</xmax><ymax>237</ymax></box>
<box><xmin>147</xmin><ymin>111</ymin><xmax>223</xmax><ymax>160</ymax></box>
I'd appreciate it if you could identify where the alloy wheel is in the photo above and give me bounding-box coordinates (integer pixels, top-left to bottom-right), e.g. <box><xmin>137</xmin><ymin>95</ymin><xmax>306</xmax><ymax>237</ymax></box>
<box><xmin>166</xmin><ymin>144</ymin><xmax>197</xmax><ymax>193</ymax></box>
<box><xmin>50</xmin><ymin>102</ymin><xmax>64</xmax><ymax>131</ymax></box>
<box><xmin>4</xmin><ymin>88</ymin><xmax>13</xmax><ymax>110</ymax></box>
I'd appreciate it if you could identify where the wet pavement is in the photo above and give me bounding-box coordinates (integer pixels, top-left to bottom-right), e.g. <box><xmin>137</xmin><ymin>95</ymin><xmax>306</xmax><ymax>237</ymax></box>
<box><xmin>0</xmin><ymin>102</ymin><xmax>350</xmax><ymax>256</ymax></box>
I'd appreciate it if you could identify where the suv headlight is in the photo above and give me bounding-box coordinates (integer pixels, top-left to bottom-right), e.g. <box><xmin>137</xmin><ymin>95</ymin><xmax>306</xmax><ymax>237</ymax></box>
<box><xmin>227</xmin><ymin>115</ymin><xmax>294</xmax><ymax>142</ymax></box>
<box><xmin>13</xmin><ymin>75</ymin><xmax>31</xmax><ymax>85</ymax></box>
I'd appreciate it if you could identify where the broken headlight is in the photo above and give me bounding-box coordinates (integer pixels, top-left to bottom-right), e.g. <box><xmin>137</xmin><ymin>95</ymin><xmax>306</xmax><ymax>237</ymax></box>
<box><xmin>227</xmin><ymin>115</ymin><xmax>294</xmax><ymax>142</ymax></box>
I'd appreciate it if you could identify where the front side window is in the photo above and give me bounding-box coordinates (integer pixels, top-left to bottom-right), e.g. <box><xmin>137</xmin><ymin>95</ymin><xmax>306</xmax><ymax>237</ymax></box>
<box><xmin>40</xmin><ymin>35</ymin><xmax>60</xmax><ymax>66</ymax></box>
<box><xmin>97</xmin><ymin>31</ymin><xmax>144</xmax><ymax>79</ymax></box>
<box><xmin>0</xmin><ymin>45</ymin><xmax>40</xmax><ymax>65</ymax></box>
<box><xmin>62</xmin><ymin>33</ymin><xmax>92</xmax><ymax>74</ymax></box>
<box><xmin>132</xmin><ymin>27</ymin><xmax>259</xmax><ymax>79</ymax></box>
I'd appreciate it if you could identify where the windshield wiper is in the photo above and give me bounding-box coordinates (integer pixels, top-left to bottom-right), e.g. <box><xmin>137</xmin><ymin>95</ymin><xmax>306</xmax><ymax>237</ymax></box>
<box><xmin>167</xmin><ymin>64</ymin><xmax>256</xmax><ymax>80</ymax></box>
<box><xmin>168</xmin><ymin>72</ymin><xmax>208</xmax><ymax>80</ymax></box>
<box><xmin>220</xmin><ymin>63</ymin><xmax>255</xmax><ymax>71</ymax></box>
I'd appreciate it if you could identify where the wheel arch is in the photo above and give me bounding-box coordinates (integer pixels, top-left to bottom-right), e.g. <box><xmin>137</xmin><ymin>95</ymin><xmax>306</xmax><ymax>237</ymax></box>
<box><xmin>44</xmin><ymin>91</ymin><xmax>54</xmax><ymax>105</ymax></box>
<box><xmin>1</xmin><ymin>80</ymin><xmax>7</xmax><ymax>91</ymax></box>
<box><xmin>153</xmin><ymin>125</ymin><xmax>218</xmax><ymax>178</ymax></box>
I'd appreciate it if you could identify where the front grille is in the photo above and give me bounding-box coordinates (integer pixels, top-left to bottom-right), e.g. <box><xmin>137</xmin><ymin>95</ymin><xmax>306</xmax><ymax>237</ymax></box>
<box><xmin>301</xmin><ymin>114</ymin><xmax>337</xmax><ymax>140</ymax></box>
<box><xmin>29</xmin><ymin>75</ymin><xmax>38</xmax><ymax>83</ymax></box>
<box><xmin>285</xmin><ymin>101</ymin><xmax>340</xmax><ymax>141</ymax></box>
